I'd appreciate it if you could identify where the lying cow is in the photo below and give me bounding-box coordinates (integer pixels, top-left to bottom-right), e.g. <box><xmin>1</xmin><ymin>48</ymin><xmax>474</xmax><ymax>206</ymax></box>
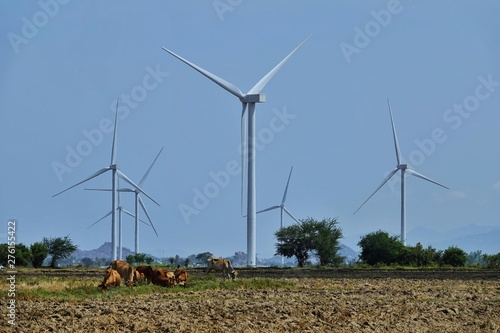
<box><xmin>109</xmin><ymin>260</ymin><xmax>135</xmax><ymax>286</ymax></box>
<box><xmin>136</xmin><ymin>265</ymin><xmax>154</xmax><ymax>284</ymax></box>
<box><xmin>98</xmin><ymin>268</ymin><xmax>121</xmax><ymax>292</ymax></box>
<box><xmin>174</xmin><ymin>265</ymin><xmax>188</xmax><ymax>287</ymax></box>
<box><xmin>152</xmin><ymin>268</ymin><xmax>175</xmax><ymax>288</ymax></box>
<box><xmin>205</xmin><ymin>257</ymin><xmax>238</xmax><ymax>281</ymax></box>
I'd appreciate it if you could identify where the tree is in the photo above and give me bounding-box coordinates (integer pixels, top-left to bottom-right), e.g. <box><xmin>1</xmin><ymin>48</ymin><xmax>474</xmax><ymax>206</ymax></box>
<box><xmin>358</xmin><ymin>230</ymin><xmax>404</xmax><ymax>266</ymax></box>
<box><xmin>81</xmin><ymin>257</ymin><xmax>94</xmax><ymax>267</ymax></box>
<box><xmin>305</xmin><ymin>217</ymin><xmax>344</xmax><ymax>266</ymax></box>
<box><xmin>195</xmin><ymin>252</ymin><xmax>213</xmax><ymax>264</ymax></box>
<box><xmin>441</xmin><ymin>246</ymin><xmax>467</xmax><ymax>267</ymax></box>
<box><xmin>42</xmin><ymin>236</ymin><xmax>78</xmax><ymax>268</ymax></box>
<box><xmin>275</xmin><ymin>224</ymin><xmax>311</xmax><ymax>267</ymax></box>
<box><xmin>30</xmin><ymin>242</ymin><xmax>48</xmax><ymax>268</ymax></box>
<box><xmin>0</xmin><ymin>243</ymin><xmax>32</xmax><ymax>267</ymax></box>
<box><xmin>126</xmin><ymin>254</ymin><xmax>136</xmax><ymax>264</ymax></box>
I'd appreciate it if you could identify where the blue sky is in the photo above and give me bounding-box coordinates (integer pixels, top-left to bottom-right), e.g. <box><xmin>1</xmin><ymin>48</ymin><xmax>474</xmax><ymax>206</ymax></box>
<box><xmin>1</xmin><ymin>1</ymin><xmax>499</xmax><ymax>259</ymax></box>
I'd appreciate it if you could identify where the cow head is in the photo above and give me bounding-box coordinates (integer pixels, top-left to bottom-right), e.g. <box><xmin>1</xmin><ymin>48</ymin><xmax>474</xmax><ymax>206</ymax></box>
<box><xmin>230</xmin><ymin>270</ymin><xmax>238</xmax><ymax>281</ymax></box>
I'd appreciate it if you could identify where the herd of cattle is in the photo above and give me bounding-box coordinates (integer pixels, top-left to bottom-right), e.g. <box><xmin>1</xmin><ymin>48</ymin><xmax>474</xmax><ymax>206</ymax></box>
<box><xmin>98</xmin><ymin>257</ymin><xmax>238</xmax><ymax>292</ymax></box>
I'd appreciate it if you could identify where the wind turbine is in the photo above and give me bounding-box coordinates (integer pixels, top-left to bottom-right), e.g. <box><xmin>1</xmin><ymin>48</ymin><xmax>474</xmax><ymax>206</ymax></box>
<box><xmin>354</xmin><ymin>99</ymin><xmax>449</xmax><ymax>245</ymax></box>
<box><xmin>161</xmin><ymin>36</ymin><xmax>310</xmax><ymax>266</ymax></box>
<box><xmin>86</xmin><ymin>147</ymin><xmax>163</xmax><ymax>254</ymax></box>
<box><xmin>257</xmin><ymin>166</ymin><xmax>300</xmax><ymax>229</ymax></box>
<box><xmin>257</xmin><ymin>166</ymin><xmax>299</xmax><ymax>266</ymax></box>
<box><xmin>52</xmin><ymin>101</ymin><xmax>160</xmax><ymax>260</ymax></box>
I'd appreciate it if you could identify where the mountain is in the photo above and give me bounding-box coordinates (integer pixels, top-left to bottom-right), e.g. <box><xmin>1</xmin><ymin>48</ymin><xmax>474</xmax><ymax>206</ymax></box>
<box><xmin>407</xmin><ymin>224</ymin><xmax>500</xmax><ymax>254</ymax></box>
<box><xmin>71</xmin><ymin>242</ymin><xmax>135</xmax><ymax>260</ymax></box>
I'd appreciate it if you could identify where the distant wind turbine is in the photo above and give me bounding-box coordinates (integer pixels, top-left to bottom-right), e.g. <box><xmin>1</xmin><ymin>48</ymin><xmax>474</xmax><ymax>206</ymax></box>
<box><xmin>161</xmin><ymin>36</ymin><xmax>310</xmax><ymax>266</ymax></box>
<box><xmin>256</xmin><ymin>166</ymin><xmax>300</xmax><ymax>229</ymax></box>
<box><xmin>354</xmin><ymin>99</ymin><xmax>449</xmax><ymax>245</ymax></box>
<box><xmin>52</xmin><ymin>101</ymin><xmax>160</xmax><ymax>260</ymax></box>
<box><xmin>86</xmin><ymin>147</ymin><xmax>163</xmax><ymax>254</ymax></box>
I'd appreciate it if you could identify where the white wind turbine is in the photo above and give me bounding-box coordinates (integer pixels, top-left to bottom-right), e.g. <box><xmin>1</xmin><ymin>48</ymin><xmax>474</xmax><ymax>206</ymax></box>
<box><xmin>161</xmin><ymin>36</ymin><xmax>310</xmax><ymax>266</ymax></box>
<box><xmin>256</xmin><ymin>166</ymin><xmax>299</xmax><ymax>266</ymax></box>
<box><xmin>52</xmin><ymin>101</ymin><xmax>160</xmax><ymax>260</ymax></box>
<box><xmin>256</xmin><ymin>166</ymin><xmax>300</xmax><ymax>229</ymax></box>
<box><xmin>86</xmin><ymin>147</ymin><xmax>163</xmax><ymax>255</ymax></box>
<box><xmin>354</xmin><ymin>99</ymin><xmax>449</xmax><ymax>245</ymax></box>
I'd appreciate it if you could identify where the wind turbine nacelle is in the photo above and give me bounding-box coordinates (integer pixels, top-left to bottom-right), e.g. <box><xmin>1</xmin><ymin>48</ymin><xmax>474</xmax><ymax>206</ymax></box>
<box><xmin>243</xmin><ymin>94</ymin><xmax>266</xmax><ymax>103</ymax></box>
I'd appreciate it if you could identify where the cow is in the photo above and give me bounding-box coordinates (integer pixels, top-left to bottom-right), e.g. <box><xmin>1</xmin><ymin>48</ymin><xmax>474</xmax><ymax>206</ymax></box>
<box><xmin>109</xmin><ymin>260</ymin><xmax>135</xmax><ymax>286</ymax></box>
<box><xmin>174</xmin><ymin>265</ymin><xmax>188</xmax><ymax>287</ymax></box>
<box><xmin>98</xmin><ymin>268</ymin><xmax>121</xmax><ymax>292</ymax></box>
<box><xmin>136</xmin><ymin>265</ymin><xmax>154</xmax><ymax>284</ymax></box>
<box><xmin>152</xmin><ymin>268</ymin><xmax>175</xmax><ymax>288</ymax></box>
<box><xmin>205</xmin><ymin>257</ymin><xmax>238</xmax><ymax>281</ymax></box>
<box><xmin>134</xmin><ymin>270</ymin><xmax>146</xmax><ymax>284</ymax></box>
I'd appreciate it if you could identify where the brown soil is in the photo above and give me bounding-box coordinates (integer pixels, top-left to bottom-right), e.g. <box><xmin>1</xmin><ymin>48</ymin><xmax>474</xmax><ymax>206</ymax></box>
<box><xmin>2</xmin><ymin>269</ymin><xmax>499</xmax><ymax>332</ymax></box>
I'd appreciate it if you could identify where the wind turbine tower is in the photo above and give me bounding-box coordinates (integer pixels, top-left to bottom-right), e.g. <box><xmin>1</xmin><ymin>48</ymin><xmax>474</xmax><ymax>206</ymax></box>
<box><xmin>161</xmin><ymin>36</ymin><xmax>309</xmax><ymax>266</ymax></box>
<box><xmin>354</xmin><ymin>99</ymin><xmax>449</xmax><ymax>245</ymax></box>
<box><xmin>53</xmin><ymin>102</ymin><xmax>159</xmax><ymax>260</ymax></box>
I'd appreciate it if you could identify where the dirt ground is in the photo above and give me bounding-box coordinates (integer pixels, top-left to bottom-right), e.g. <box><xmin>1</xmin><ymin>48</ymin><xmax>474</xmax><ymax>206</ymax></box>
<box><xmin>2</xmin><ymin>269</ymin><xmax>499</xmax><ymax>332</ymax></box>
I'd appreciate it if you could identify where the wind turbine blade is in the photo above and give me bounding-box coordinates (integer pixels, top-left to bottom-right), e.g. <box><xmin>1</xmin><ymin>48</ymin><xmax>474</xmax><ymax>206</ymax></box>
<box><xmin>87</xmin><ymin>211</ymin><xmax>112</xmax><ymax>229</ymax></box>
<box><xmin>116</xmin><ymin>170</ymin><xmax>161</xmax><ymax>207</ymax></box>
<box><xmin>387</xmin><ymin>99</ymin><xmax>402</xmax><ymax>165</ymax></box>
<box><xmin>354</xmin><ymin>168</ymin><xmax>399</xmax><ymax>214</ymax></box>
<box><xmin>111</xmin><ymin>99</ymin><xmax>119</xmax><ymax>165</ymax></box>
<box><xmin>117</xmin><ymin>178</ymin><xmax>121</xmax><ymax>207</ymax></box>
<box><xmin>52</xmin><ymin>167</ymin><xmax>111</xmax><ymax>197</ymax></box>
<box><xmin>84</xmin><ymin>188</ymin><xmax>111</xmax><ymax>191</ymax></box>
<box><xmin>248</xmin><ymin>35</ymin><xmax>311</xmax><ymax>94</ymax></box>
<box><xmin>256</xmin><ymin>205</ymin><xmax>281</xmax><ymax>214</ymax></box>
<box><xmin>161</xmin><ymin>47</ymin><xmax>244</xmax><ymax>99</ymax></box>
<box><xmin>281</xmin><ymin>166</ymin><xmax>294</xmax><ymax>205</ymax></box>
<box><xmin>241</xmin><ymin>102</ymin><xmax>247</xmax><ymax>216</ymax></box>
<box><xmin>406</xmin><ymin>169</ymin><xmax>449</xmax><ymax>189</ymax></box>
<box><xmin>138</xmin><ymin>196</ymin><xmax>159</xmax><ymax>237</ymax></box>
<box><xmin>122</xmin><ymin>208</ymin><xmax>150</xmax><ymax>226</ymax></box>
<box><xmin>283</xmin><ymin>207</ymin><xmax>300</xmax><ymax>224</ymax></box>
<box><xmin>139</xmin><ymin>147</ymin><xmax>164</xmax><ymax>186</ymax></box>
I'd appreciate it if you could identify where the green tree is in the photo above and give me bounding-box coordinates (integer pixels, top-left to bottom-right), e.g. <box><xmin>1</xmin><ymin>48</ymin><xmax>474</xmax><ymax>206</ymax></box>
<box><xmin>42</xmin><ymin>236</ymin><xmax>78</xmax><ymax>268</ymax></box>
<box><xmin>195</xmin><ymin>252</ymin><xmax>213</xmax><ymax>264</ymax></box>
<box><xmin>134</xmin><ymin>253</ymin><xmax>147</xmax><ymax>264</ymax></box>
<box><xmin>483</xmin><ymin>253</ymin><xmax>500</xmax><ymax>269</ymax></box>
<box><xmin>305</xmin><ymin>217</ymin><xmax>344</xmax><ymax>266</ymax></box>
<box><xmin>441</xmin><ymin>246</ymin><xmax>467</xmax><ymax>267</ymax></box>
<box><xmin>0</xmin><ymin>243</ymin><xmax>32</xmax><ymax>267</ymax></box>
<box><xmin>144</xmin><ymin>256</ymin><xmax>153</xmax><ymax>264</ymax></box>
<box><xmin>184</xmin><ymin>257</ymin><xmax>190</xmax><ymax>267</ymax></box>
<box><xmin>275</xmin><ymin>224</ymin><xmax>311</xmax><ymax>267</ymax></box>
<box><xmin>30</xmin><ymin>242</ymin><xmax>48</xmax><ymax>268</ymax></box>
<box><xmin>126</xmin><ymin>254</ymin><xmax>136</xmax><ymax>264</ymax></box>
<box><xmin>81</xmin><ymin>257</ymin><xmax>94</xmax><ymax>267</ymax></box>
<box><xmin>358</xmin><ymin>230</ymin><xmax>404</xmax><ymax>266</ymax></box>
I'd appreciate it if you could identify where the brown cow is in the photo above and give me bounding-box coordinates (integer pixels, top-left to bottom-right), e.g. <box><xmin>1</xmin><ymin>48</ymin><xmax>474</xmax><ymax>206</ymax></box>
<box><xmin>98</xmin><ymin>268</ymin><xmax>121</xmax><ymax>292</ymax></box>
<box><xmin>134</xmin><ymin>270</ymin><xmax>146</xmax><ymax>284</ymax></box>
<box><xmin>152</xmin><ymin>268</ymin><xmax>175</xmax><ymax>288</ymax></box>
<box><xmin>205</xmin><ymin>258</ymin><xmax>238</xmax><ymax>281</ymax></box>
<box><xmin>174</xmin><ymin>265</ymin><xmax>188</xmax><ymax>287</ymax></box>
<box><xmin>136</xmin><ymin>265</ymin><xmax>154</xmax><ymax>284</ymax></box>
<box><xmin>110</xmin><ymin>260</ymin><xmax>135</xmax><ymax>286</ymax></box>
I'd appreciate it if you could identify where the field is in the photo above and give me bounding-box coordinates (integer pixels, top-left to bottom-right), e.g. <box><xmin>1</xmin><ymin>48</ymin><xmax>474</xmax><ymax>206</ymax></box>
<box><xmin>1</xmin><ymin>268</ymin><xmax>499</xmax><ymax>332</ymax></box>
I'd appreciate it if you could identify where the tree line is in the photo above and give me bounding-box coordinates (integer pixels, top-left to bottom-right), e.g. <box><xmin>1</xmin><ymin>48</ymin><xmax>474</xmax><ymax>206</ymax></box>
<box><xmin>1</xmin><ymin>221</ymin><xmax>499</xmax><ymax>269</ymax></box>
<box><xmin>0</xmin><ymin>236</ymin><xmax>77</xmax><ymax>268</ymax></box>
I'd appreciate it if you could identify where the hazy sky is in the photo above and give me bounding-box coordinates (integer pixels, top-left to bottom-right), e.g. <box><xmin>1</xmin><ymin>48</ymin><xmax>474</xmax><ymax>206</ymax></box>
<box><xmin>1</xmin><ymin>1</ymin><xmax>499</xmax><ymax>259</ymax></box>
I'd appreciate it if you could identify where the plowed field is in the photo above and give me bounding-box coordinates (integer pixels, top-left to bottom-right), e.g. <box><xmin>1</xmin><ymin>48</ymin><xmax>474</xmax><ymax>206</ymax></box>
<box><xmin>1</xmin><ymin>268</ymin><xmax>499</xmax><ymax>332</ymax></box>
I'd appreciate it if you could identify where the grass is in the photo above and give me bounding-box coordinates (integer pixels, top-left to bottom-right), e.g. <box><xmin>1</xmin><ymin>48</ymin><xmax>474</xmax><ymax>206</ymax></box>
<box><xmin>0</xmin><ymin>270</ymin><xmax>298</xmax><ymax>301</ymax></box>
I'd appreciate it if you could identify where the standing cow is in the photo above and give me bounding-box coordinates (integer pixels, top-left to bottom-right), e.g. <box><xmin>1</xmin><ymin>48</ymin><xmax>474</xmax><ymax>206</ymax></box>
<box><xmin>205</xmin><ymin>258</ymin><xmax>238</xmax><ymax>281</ymax></box>
<box><xmin>109</xmin><ymin>260</ymin><xmax>135</xmax><ymax>286</ymax></box>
